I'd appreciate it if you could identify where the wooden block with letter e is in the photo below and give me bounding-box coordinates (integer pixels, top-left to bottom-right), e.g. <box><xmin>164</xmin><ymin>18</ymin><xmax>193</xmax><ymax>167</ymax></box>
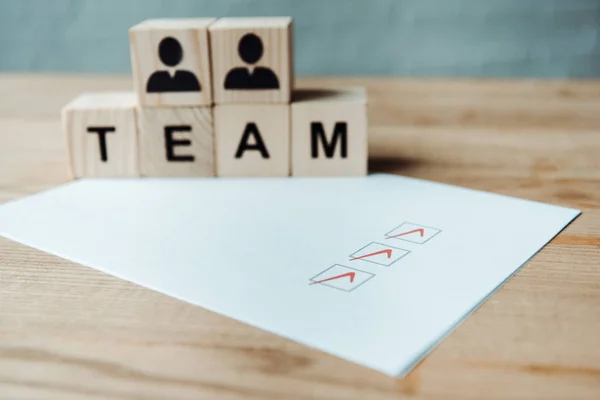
<box><xmin>137</xmin><ymin>107</ymin><xmax>214</xmax><ymax>177</ymax></box>
<box><xmin>209</xmin><ymin>17</ymin><xmax>293</xmax><ymax>104</ymax></box>
<box><xmin>129</xmin><ymin>18</ymin><xmax>216</xmax><ymax>107</ymax></box>
<box><xmin>214</xmin><ymin>104</ymin><xmax>289</xmax><ymax>176</ymax></box>
<box><xmin>62</xmin><ymin>92</ymin><xmax>139</xmax><ymax>178</ymax></box>
<box><xmin>291</xmin><ymin>88</ymin><xmax>368</xmax><ymax>176</ymax></box>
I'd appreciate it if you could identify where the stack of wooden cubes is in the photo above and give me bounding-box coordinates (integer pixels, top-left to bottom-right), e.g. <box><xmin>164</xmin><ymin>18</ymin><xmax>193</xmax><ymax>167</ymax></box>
<box><xmin>62</xmin><ymin>17</ymin><xmax>368</xmax><ymax>178</ymax></box>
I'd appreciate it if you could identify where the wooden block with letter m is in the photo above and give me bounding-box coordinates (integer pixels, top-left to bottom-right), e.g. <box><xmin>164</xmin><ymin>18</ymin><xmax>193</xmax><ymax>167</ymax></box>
<box><xmin>291</xmin><ymin>88</ymin><xmax>368</xmax><ymax>176</ymax></box>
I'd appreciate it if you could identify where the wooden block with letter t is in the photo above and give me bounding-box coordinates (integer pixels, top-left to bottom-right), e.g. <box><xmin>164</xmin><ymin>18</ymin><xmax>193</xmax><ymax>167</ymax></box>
<box><xmin>291</xmin><ymin>88</ymin><xmax>368</xmax><ymax>176</ymax></box>
<box><xmin>62</xmin><ymin>92</ymin><xmax>139</xmax><ymax>178</ymax></box>
<box><xmin>137</xmin><ymin>107</ymin><xmax>214</xmax><ymax>177</ymax></box>
<box><xmin>129</xmin><ymin>18</ymin><xmax>216</xmax><ymax>107</ymax></box>
<box><xmin>209</xmin><ymin>17</ymin><xmax>293</xmax><ymax>104</ymax></box>
<box><xmin>214</xmin><ymin>104</ymin><xmax>289</xmax><ymax>176</ymax></box>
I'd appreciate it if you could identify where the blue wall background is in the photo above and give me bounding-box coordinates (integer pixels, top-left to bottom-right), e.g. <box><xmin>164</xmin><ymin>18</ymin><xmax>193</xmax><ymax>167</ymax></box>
<box><xmin>1</xmin><ymin>0</ymin><xmax>599</xmax><ymax>77</ymax></box>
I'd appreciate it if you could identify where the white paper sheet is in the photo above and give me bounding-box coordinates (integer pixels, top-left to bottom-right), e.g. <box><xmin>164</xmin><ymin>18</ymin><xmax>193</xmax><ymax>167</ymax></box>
<box><xmin>0</xmin><ymin>174</ymin><xmax>579</xmax><ymax>376</ymax></box>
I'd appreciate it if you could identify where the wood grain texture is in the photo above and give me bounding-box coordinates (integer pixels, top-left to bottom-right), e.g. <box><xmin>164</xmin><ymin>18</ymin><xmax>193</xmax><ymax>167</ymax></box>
<box><xmin>61</xmin><ymin>92</ymin><xmax>139</xmax><ymax>178</ymax></box>
<box><xmin>214</xmin><ymin>104</ymin><xmax>289</xmax><ymax>177</ymax></box>
<box><xmin>291</xmin><ymin>88</ymin><xmax>368</xmax><ymax>176</ymax></box>
<box><xmin>130</xmin><ymin>19</ymin><xmax>215</xmax><ymax>107</ymax></box>
<box><xmin>137</xmin><ymin>106</ymin><xmax>214</xmax><ymax>177</ymax></box>
<box><xmin>1</xmin><ymin>74</ymin><xmax>599</xmax><ymax>400</ymax></box>
<box><xmin>209</xmin><ymin>17</ymin><xmax>292</xmax><ymax>104</ymax></box>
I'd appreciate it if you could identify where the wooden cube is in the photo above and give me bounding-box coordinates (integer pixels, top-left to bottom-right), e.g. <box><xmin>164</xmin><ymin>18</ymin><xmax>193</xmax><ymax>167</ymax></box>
<box><xmin>130</xmin><ymin>18</ymin><xmax>216</xmax><ymax>107</ymax></box>
<box><xmin>137</xmin><ymin>107</ymin><xmax>214</xmax><ymax>177</ymax></box>
<box><xmin>214</xmin><ymin>104</ymin><xmax>289</xmax><ymax>177</ymax></box>
<box><xmin>62</xmin><ymin>92</ymin><xmax>139</xmax><ymax>178</ymax></box>
<box><xmin>291</xmin><ymin>88</ymin><xmax>368</xmax><ymax>176</ymax></box>
<box><xmin>209</xmin><ymin>17</ymin><xmax>293</xmax><ymax>104</ymax></box>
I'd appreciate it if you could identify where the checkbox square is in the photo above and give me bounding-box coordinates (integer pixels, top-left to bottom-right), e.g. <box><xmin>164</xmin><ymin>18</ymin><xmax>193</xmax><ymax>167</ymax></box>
<box><xmin>309</xmin><ymin>265</ymin><xmax>375</xmax><ymax>292</ymax></box>
<box><xmin>349</xmin><ymin>242</ymin><xmax>410</xmax><ymax>267</ymax></box>
<box><xmin>385</xmin><ymin>222</ymin><xmax>441</xmax><ymax>244</ymax></box>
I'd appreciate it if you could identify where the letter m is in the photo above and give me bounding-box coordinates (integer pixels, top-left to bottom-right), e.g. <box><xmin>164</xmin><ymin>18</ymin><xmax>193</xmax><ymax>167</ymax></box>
<box><xmin>310</xmin><ymin>122</ymin><xmax>347</xmax><ymax>159</ymax></box>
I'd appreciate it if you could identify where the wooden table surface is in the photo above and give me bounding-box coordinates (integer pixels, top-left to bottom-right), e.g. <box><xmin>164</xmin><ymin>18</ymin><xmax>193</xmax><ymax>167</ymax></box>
<box><xmin>0</xmin><ymin>75</ymin><xmax>599</xmax><ymax>400</ymax></box>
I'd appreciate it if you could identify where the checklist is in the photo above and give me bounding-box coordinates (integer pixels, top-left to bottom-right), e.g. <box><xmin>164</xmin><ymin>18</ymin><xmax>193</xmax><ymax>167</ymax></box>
<box><xmin>0</xmin><ymin>174</ymin><xmax>580</xmax><ymax>377</ymax></box>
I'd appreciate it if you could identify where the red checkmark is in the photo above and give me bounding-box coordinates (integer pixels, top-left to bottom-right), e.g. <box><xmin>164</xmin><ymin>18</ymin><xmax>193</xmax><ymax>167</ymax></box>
<box><xmin>310</xmin><ymin>272</ymin><xmax>356</xmax><ymax>285</ymax></box>
<box><xmin>350</xmin><ymin>249</ymin><xmax>392</xmax><ymax>261</ymax></box>
<box><xmin>387</xmin><ymin>228</ymin><xmax>424</xmax><ymax>239</ymax></box>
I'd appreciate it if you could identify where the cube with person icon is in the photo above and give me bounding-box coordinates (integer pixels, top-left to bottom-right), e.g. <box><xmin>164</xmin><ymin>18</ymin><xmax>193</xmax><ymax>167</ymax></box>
<box><xmin>209</xmin><ymin>17</ymin><xmax>293</xmax><ymax>104</ymax></box>
<box><xmin>130</xmin><ymin>18</ymin><xmax>216</xmax><ymax>107</ymax></box>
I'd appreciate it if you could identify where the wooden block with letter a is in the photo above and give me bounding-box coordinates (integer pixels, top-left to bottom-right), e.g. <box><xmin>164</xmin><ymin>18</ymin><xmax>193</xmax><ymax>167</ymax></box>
<box><xmin>129</xmin><ymin>18</ymin><xmax>216</xmax><ymax>107</ymax></box>
<box><xmin>214</xmin><ymin>104</ymin><xmax>289</xmax><ymax>176</ymax></box>
<box><xmin>62</xmin><ymin>92</ymin><xmax>139</xmax><ymax>178</ymax></box>
<box><xmin>137</xmin><ymin>107</ymin><xmax>214</xmax><ymax>177</ymax></box>
<box><xmin>209</xmin><ymin>17</ymin><xmax>293</xmax><ymax>104</ymax></box>
<box><xmin>291</xmin><ymin>88</ymin><xmax>368</xmax><ymax>176</ymax></box>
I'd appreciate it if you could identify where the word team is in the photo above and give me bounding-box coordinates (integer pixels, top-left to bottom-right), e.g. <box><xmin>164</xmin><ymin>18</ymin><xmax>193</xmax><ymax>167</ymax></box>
<box><xmin>62</xmin><ymin>17</ymin><xmax>368</xmax><ymax>179</ymax></box>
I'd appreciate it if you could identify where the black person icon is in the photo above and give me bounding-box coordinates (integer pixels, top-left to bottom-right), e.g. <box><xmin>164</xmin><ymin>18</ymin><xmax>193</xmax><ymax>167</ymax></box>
<box><xmin>146</xmin><ymin>37</ymin><xmax>201</xmax><ymax>93</ymax></box>
<box><xmin>224</xmin><ymin>33</ymin><xmax>280</xmax><ymax>90</ymax></box>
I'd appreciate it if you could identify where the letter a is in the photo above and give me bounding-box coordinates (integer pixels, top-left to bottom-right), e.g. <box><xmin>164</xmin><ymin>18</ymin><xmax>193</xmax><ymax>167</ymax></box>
<box><xmin>235</xmin><ymin>122</ymin><xmax>270</xmax><ymax>159</ymax></box>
